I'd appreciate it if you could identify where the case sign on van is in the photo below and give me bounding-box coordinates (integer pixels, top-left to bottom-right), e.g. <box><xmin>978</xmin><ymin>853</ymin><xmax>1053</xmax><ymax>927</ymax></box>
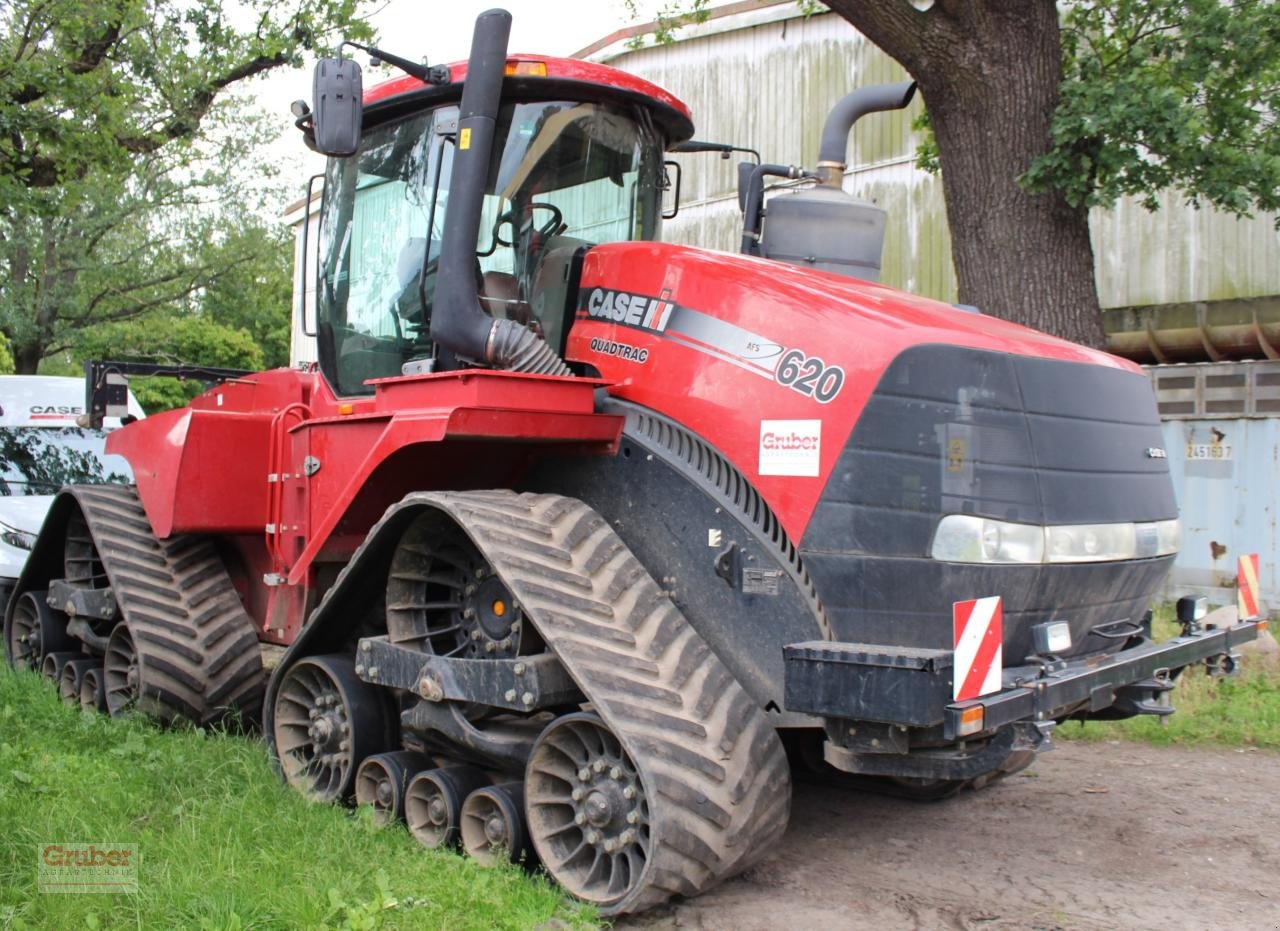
<box><xmin>759</xmin><ymin>420</ymin><xmax>821</xmax><ymax>477</ymax></box>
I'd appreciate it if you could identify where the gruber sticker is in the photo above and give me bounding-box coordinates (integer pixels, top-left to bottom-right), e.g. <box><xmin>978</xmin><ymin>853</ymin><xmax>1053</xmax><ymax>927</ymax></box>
<box><xmin>759</xmin><ymin>420</ymin><xmax>821</xmax><ymax>477</ymax></box>
<box><xmin>588</xmin><ymin>337</ymin><xmax>649</xmax><ymax>364</ymax></box>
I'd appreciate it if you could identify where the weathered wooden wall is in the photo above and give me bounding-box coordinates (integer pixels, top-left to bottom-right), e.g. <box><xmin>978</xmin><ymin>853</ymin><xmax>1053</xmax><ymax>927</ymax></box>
<box><xmin>590</xmin><ymin>3</ymin><xmax>1280</xmax><ymax>313</ymax></box>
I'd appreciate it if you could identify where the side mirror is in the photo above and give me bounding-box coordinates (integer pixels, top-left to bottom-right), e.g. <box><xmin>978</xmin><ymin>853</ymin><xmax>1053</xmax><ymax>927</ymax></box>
<box><xmin>312</xmin><ymin>57</ymin><xmax>363</xmax><ymax>157</ymax></box>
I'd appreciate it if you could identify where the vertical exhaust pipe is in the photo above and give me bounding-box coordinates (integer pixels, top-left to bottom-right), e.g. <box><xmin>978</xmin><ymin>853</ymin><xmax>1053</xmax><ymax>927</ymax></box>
<box><xmin>814</xmin><ymin>81</ymin><xmax>916</xmax><ymax>188</ymax></box>
<box><xmin>431</xmin><ymin>8</ymin><xmax>570</xmax><ymax>376</ymax></box>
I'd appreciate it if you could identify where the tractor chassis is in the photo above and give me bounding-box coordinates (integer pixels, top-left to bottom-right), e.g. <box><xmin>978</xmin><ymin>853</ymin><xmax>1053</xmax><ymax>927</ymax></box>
<box><xmin>786</xmin><ymin>616</ymin><xmax>1264</xmax><ymax>781</ymax></box>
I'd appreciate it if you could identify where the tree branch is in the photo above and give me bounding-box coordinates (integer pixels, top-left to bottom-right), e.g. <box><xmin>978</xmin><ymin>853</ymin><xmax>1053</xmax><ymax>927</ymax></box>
<box><xmin>821</xmin><ymin>0</ymin><xmax>954</xmax><ymax>76</ymax></box>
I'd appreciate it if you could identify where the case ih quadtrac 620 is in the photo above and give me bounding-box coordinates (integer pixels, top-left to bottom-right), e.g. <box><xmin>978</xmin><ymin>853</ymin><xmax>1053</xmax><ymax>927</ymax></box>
<box><xmin>5</xmin><ymin>8</ymin><xmax>1264</xmax><ymax>915</ymax></box>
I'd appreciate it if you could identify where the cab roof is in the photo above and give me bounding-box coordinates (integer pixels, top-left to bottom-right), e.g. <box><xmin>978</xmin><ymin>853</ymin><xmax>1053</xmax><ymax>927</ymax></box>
<box><xmin>361</xmin><ymin>54</ymin><xmax>694</xmax><ymax>145</ymax></box>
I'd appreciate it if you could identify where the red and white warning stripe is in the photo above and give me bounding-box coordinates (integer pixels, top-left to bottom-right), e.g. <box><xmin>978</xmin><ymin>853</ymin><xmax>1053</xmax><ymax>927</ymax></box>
<box><xmin>1238</xmin><ymin>553</ymin><xmax>1261</xmax><ymax>620</ymax></box>
<box><xmin>953</xmin><ymin>596</ymin><xmax>1003</xmax><ymax>701</ymax></box>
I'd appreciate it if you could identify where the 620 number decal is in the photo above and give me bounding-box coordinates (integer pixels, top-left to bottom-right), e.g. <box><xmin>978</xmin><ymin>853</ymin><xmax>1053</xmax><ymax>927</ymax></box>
<box><xmin>774</xmin><ymin>349</ymin><xmax>845</xmax><ymax>403</ymax></box>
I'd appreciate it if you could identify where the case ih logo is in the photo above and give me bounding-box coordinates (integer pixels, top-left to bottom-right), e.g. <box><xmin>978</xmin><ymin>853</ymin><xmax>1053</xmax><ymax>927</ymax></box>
<box><xmin>584</xmin><ymin>288</ymin><xmax>676</xmax><ymax>333</ymax></box>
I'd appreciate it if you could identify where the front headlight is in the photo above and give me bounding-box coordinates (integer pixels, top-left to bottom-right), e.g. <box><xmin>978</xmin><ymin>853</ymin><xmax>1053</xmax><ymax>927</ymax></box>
<box><xmin>932</xmin><ymin>516</ymin><xmax>1180</xmax><ymax>564</ymax></box>
<box><xmin>1045</xmin><ymin>522</ymin><xmax>1136</xmax><ymax>562</ymax></box>
<box><xmin>930</xmin><ymin>515</ymin><xmax>1045</xmax><ymax>563</ymax></box>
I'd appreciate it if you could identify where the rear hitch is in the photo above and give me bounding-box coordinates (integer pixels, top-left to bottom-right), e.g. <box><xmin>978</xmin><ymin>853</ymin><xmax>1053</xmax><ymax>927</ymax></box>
<box><xmin>1090</xmin><ymin>674</ymin><xmax>1177</xmax><ymax>720</ymax></box>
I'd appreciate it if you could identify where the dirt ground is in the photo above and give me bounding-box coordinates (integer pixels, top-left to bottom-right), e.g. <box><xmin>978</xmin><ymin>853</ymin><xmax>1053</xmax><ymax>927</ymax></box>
<box><xmin>622</xmin><ymin>740</ymin><xmax>1279</xmax><ymax>930</ymax></box>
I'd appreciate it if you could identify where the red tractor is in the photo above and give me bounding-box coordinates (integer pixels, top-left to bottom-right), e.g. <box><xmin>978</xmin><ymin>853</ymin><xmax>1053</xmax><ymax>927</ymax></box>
<box><xmin>5</xmin><ymin>8</ymin><xmax>1263</xmax><ymax>915</ymax></box>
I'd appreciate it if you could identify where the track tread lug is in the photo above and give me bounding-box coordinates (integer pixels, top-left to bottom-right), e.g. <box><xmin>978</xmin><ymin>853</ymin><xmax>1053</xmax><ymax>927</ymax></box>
<box><xmin>404</xmin><ymin>491</ymin><xmax>789</xmax><ymax>916</ymax></box>
<box><xmin>51</xmin><ymin>487</ymin><xmax>265</xmax><ymax>727</ymax></box>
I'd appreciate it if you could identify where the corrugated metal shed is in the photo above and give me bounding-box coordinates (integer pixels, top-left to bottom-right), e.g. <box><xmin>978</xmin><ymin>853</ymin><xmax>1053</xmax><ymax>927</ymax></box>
<box><xmin>591</xmin><ymin>2</ymin><xmax>1280</xmax><ymax>314</ymax></box>
<box><xmin>1148</xmin><ymin>361</ymin><xmax>1280</xmax><ymax>606</ymax></box>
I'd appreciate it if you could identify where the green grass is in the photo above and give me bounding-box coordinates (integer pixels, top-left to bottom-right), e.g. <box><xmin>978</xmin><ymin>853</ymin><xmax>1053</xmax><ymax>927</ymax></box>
<box><xmin>1056</xmin><ymin>607</ymin><xmax>1280</xmax><ymax>749</ymax></box>
<box><xmin>0</xmin><ymin>668</ymin><xmax>594</xmax><ymax>930</ymax></box>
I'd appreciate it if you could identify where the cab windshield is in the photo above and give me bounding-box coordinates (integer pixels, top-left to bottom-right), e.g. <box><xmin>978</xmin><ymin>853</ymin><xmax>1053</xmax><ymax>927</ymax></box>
<box><xmin>317</xmin><ymin>99</ymin><xmax>665</xmax><ymax>396</ymax></box>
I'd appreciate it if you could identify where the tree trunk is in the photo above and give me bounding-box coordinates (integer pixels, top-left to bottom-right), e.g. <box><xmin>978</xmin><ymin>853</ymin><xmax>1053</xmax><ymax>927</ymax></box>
<box><xmin>826</xmin><ymin>1</ymin><xmax>1106</xmax><ymax>347</ymax></box>
<box><xmin>13</xmin><ymin>341</ymin><xmax>42</xmax><ymax>375</ymax></box>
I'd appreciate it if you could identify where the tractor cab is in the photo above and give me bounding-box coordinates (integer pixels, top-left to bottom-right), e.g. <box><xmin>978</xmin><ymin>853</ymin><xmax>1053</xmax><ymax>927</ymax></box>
<box><xmin>309</xmin><ymin>54</ymin><xmax>691</xmax><ymax>397</ymax></box>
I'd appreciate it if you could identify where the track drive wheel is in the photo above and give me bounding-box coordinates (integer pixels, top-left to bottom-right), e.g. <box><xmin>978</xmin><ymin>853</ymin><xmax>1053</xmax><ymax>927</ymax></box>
<box><xmin>355</xmin><ymin>750</ymin><xmax>432</xmax><ymax>824</ymax></box>
<box><xmin>5</xmin><ymin>590</ymin><xmax>72</xmax><ymax>671</ymax></box>
<box><xmin>405</xmin><ymin>766</ymin><xmax>489</xmax><ymax>850</ymax></box>
<box><xmin>527</xmin><ymin>713</ymin><xmax>650</xmax><ymax>907</ymax></box>
<box><xmin>460</xmin><ymin>782</ymin><xmax>531</xmax><ymax>866</ymax></box>
<box><xmin>272</xmin><ymin>654</ymin><xmax>395</xmax><ymax>803</ymax></box>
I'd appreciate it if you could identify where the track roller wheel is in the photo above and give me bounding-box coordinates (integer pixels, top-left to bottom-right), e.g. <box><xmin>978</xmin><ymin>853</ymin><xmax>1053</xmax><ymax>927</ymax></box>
<box><xmin>355</xmin><ymin>750</ymin><xmax>432</xmax><ymax>825</ymax></box>
<box><xmin>460</xmin><ymin>782</ymin><xmax>531</xmax><ymax>866</ymax></box>
<box><xmin>405</xmin><ymin>766</ymin><xmax>489</xmax><ymax>850</ymax></box>
<box><xmin>5</xmin><ymin>590</ymin><xmax>72</xmax><ymax>671</ymax></box>
<box><xmin>272</xmin><ymin>654</ymin><xmax>395</xmax><ymax>803</ymax></box>
<box><xmin>103</xmin><ymin>623</ymin><xmax>140</xmax><ymax>716</ymax></box>
<box><xmin>526</xmin><ymin>713</ymin><xmax>650</xmax><ymax>907</ymax></box>
<box><xmin>59</xmin><ymin>658</ymin><xmax>99</xmax><ymax>706</ymax></box>
<box><xmin>80</xmin><ymin>666</ymin><xmax>107</xmax><ymax>713</ymax></box>
<box><xmin>41</xmin><ymin>650</ymin><xmax>81</xmax><ymax>683</ymax></box>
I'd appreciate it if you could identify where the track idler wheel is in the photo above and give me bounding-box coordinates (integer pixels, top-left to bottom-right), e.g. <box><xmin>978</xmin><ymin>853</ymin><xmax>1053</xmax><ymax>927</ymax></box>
<box><xmin>59</xmin><ymin>658</ymin><xmax>99</xmax><ymax>706</ymax></box>
<box><xmin>103</xmin><ymin>623</ymin><xmax>141</xmax><ymax>716</ymax></box>
<box><xmin>5</xmin><ymin>590</ymin><xmax>72</xmax><ymax>671</ymax></box>
<box><xmin>460</xmin><ymin>782</ymin><xmax>531</xmax><ymax>866</ymax></box>
<box><xmin>41</xmin><ymin>650</ymin><xmax>81</xmax><ymax>683</ymax></box>
<box><xmin>272</xmin><ymin>654</ymin><xmax>395</xmax><ymax>803</ymax></box>
<box><xmin>526</xmin><ymin>713</ymin><xmax>649</xmax><ymax>906</ymax></box>
<box><xmin>80</xmin><ymin>666</ymin><xmax>107</xmax><ymax>713</ymax></box>
<box><xmin>405</xmin><ymin>766</ymin><xmax>488</xmax><ymax>850</ymax></box>
<box><xmin>354</xmin><ymin>750</ymin><xmax>432</xmax><ymax>825</ymax></box>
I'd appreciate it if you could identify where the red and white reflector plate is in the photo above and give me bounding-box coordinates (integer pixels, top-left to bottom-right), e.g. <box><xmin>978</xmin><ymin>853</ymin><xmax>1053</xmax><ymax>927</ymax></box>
<box><xmin>1238</xmin><ymin>553</ymin><xmax>1261</xmax><ymax>620</ymax></box>
<box><xmin>953</xmin><ymin>596</ymin><xmax>1003</xmax><ymax>701</ymax></box>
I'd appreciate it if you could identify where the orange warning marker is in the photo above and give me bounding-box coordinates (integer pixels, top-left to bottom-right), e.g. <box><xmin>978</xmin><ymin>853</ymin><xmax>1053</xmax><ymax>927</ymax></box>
<box><xmin>1237</xmin><ymin>553</ymin><xmax>1261</xmax><ymax>620</ymax></box>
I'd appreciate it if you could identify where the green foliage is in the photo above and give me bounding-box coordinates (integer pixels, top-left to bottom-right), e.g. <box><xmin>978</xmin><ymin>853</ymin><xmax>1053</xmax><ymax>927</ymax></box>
<box><xmin>623</xmin><ymin>0</ymin><xmax>712</xmax><ymax>49</ymax></box>
<box><xmin>0</xmin><ymin>669</ymin><xmax>594</xmax><ymax>930</ymax></box>
<box><xmin>0</xmin><ymin>0</ymin><xmax>368</xmax><ymax>207</ymax></box>
<box><xmin>69</xmin><ymin>313</ymin><xmax>268</xmax><ymax>413</ymax></box>
<box><xmin>0</xmin><ymin>334</ymin><xmax>14</xmax><ymax>375</ymax></box>
<box><xmin>0</xmin><ymin>0</ymin><xmax>365</xmax><ymax>373</ymax></box>
<box><xmin>1024</xmin><ymin>0</ymin><xmax>1280</xmax><ymax>223</ymax></box>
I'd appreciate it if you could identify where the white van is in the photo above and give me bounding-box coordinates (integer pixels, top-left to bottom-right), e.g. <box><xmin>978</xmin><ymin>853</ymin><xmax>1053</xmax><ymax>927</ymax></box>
<box><xmin>0</xmin><ymin>376</ymin><xmax>144</xmax><ymax>607</ymax></box>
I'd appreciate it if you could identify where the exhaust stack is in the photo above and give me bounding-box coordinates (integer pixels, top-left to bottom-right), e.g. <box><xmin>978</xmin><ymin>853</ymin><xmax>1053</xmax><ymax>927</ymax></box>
<box><xmin>814</xmin><ymin>80</ymin><xmax>916</xmax><ymax>188</ymax></box>
<box><xmin>756</xmin><ymin>80</ymin><xmax>918</xmax><ymax>283</ymax></box>
<box><xmin>431</xmin><ymin>8</ymin><xmax>570</xmax><ymax>376</ymax></box>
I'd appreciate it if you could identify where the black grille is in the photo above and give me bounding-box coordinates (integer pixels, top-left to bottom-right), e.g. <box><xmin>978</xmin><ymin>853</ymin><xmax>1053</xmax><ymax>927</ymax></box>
<box><xmin>801</xmin><ymin>345</ymin><xmax>1176</xmax><ymax>660</ymax></box>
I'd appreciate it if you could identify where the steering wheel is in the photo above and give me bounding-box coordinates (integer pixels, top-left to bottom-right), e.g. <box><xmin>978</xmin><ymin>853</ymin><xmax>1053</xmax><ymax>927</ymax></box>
<box><xmin>490</xmin><ymin>202</ymin><xmax>564</xmax><ymax>248</ymax></box>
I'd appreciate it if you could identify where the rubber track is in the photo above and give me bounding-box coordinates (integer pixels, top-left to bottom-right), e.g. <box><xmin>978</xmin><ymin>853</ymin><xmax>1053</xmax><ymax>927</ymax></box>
<box><xmin>419</xmin><ymin>491</ymin><xmax>792</xmax><ymax>914</ymax></box>
<box><xmin>69</xmin><ymin>485</ymin><xmax>265</xmax><ymax>726</ymax></box>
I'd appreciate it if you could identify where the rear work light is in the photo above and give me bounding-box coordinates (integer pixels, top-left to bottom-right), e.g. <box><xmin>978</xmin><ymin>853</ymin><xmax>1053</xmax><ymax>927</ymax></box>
<box><xmin>931</xmin><ymin>515</ymin><xmax>1181</xmax><ymax>565</ymax></box>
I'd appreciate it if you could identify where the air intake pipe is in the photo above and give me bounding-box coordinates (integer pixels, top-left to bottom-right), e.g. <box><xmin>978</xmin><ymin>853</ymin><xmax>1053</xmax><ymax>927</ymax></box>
<box><xmin>814</xmin><ymin>80</ymin><xmax>917</xmax><ymax>188</ymax></box>
<box><xmin>431</xmin><ymin>8</ymin><xmax>571</xmax><ymax>376</ymax></box>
